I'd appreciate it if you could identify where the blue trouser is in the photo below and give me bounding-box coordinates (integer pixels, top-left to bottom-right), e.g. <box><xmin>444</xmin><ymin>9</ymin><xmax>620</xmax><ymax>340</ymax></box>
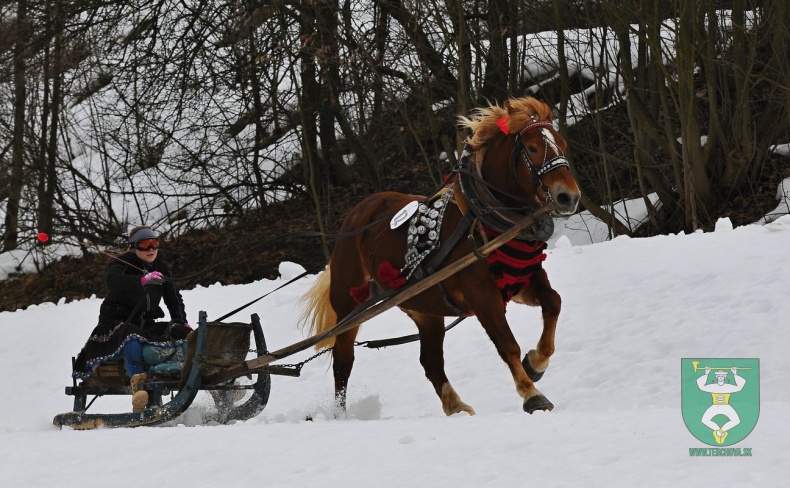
<box><xmin>123</xmin><ymin>338</ymin><xmax>146</xmax><ymax>376</ymax></box>
<box><xmin>123</xmin><ymin>338</ymin><xmax>187</xmax><ymax>376</ymax></box>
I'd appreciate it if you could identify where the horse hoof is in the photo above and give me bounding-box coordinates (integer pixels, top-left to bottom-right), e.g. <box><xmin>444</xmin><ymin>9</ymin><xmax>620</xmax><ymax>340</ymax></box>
<box><xmin>453</xmin><ymin>404</ymin><xmax>476</xmax><ymax>416</ymax></box>
<box><xmin>522</xmin><ymin>354</ymin><xmax>545</xmax><ymax>382</ymax></box>
<box><xmin>523</xmin><ymin>394</ymin><xmax>554</xmax><ymax>414</ymax></box>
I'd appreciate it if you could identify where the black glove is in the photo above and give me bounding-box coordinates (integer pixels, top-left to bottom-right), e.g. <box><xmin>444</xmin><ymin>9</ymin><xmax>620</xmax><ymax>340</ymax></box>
<box><xmin>168</xmin><ymin>320</ymin><xmax>192</xmax><ymax>340</ymax></box>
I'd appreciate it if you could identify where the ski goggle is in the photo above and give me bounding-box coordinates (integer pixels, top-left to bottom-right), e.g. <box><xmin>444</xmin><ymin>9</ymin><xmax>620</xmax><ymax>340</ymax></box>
<box><xmin>134</xmin><ymin>238</ymin><xmax>160</xmax><ymax>251</ymax></box>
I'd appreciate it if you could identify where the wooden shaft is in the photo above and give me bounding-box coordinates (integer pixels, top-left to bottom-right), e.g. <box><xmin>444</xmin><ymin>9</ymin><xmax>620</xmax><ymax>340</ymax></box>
<box><xmin>206</xmin><ymin>203</ymin><xmax>556</xmax><ymax>384</ymax></box>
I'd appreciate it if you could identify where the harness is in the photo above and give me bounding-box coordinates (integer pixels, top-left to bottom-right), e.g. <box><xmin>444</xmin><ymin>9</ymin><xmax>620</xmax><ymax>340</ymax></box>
<box><xmin>379</xmin><ymin>118</ymin><xmax>569</xmax><ymax>306</ymax></box>
<box><xmin>480</xmin><ymin>225</ymin><xmax>548</xmax><ymax>303</ymax></box>
<box><xmin>394</xmin><ymin>187</ymin><xmax>474</xmax><ymax>315</ymax></box>
<box><xmin>401</xmin><ymin>189</ymin><xmax>455</xmax><ymax>281</ymax></box>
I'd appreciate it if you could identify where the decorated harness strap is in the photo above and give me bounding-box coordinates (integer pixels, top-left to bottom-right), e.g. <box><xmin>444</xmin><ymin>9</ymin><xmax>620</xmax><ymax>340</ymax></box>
<box><xmin>358</xmin><ymin>187</ymin><xmax>469</xmax><ymax>305</ymax></box>
<box><xmin>401</xmin><ymin>188</ymin><xmax>455</xmax><ymax>280</ymax></box>
<box><xmin>390</xmin><ymin>187</ymin><xmax>470</xmax><ymax>315</ymax></box>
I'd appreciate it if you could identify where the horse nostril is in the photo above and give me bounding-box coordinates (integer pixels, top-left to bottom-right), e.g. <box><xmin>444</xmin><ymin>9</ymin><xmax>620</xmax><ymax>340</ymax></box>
<box><xmin>556</xmin><ymin>192</ymin><xmax>571</xmax><ymax>207</ymax></box>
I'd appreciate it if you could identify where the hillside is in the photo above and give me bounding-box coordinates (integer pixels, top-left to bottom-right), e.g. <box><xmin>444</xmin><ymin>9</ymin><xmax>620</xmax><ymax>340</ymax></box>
<box><xmin>1</xmin><ymin>105</ymin><xmax>789</xmax><ymax>312</ymax></box>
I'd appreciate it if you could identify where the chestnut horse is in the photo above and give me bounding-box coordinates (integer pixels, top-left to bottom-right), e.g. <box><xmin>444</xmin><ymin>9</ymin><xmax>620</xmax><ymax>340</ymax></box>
<box><xmin>300</xmin><ymin>97</ymin><xmax>580</xmax><ymax>415</ymax></box>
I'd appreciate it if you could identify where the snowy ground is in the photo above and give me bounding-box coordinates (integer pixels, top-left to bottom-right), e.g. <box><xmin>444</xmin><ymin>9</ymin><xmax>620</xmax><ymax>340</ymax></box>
<box><xmin>2</xmin><ymin>214</ymin><xmax>790</xmax><ymax>487</ymax></box>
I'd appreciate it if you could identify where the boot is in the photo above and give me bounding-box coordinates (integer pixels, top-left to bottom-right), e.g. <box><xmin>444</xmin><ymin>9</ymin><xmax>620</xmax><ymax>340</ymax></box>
<box><xmin>130</xmin><ymin>373</ymin><xmax>149</xmax><ymax>413</ymax></box>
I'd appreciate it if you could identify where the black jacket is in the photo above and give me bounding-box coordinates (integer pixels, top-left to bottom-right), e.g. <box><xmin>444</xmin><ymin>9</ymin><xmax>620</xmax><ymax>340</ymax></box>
<box><xmin>98</xmin><ymin>252</ymin><xmax>186</xmax><ymax>328</ymax></box>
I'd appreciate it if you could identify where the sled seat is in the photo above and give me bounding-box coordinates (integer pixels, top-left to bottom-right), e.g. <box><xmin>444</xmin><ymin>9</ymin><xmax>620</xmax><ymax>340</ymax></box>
<box><xmin>65</xmin><ymin>358</ymin><xmax>183</xmax><ymax>412</ymax></box>
<box><xmin>66</xmin><ymin>340</ymin><xmax>188</xmax><ymax>411</ymax></box>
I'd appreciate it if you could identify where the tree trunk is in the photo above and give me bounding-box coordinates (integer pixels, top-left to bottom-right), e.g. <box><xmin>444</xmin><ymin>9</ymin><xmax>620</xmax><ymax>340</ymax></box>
<box><xmin>723</xmin><ymin>0</ymin><xmax>754</xmax><ymax>188</ymax></box>
<box><xmin>38</xmin><ymin>0</ymin><xmax>64</xmax><ymax>240</ymax></box>
<box><xmin>676</xmin><ymin>0</ymin><xmax>712</xmax><ymax>229</ymax></box>
<box><xmin>316</xmin><ymin>0</ymin><xmax>355</xmax><ymax>188</ymax></box>
<box><xmin>481</xmin><ymin>0</ymin><xmax>508</xmax><ymax>103</ymax></box>
<box><xmin>296</xmin><ymin>2</ymin><xmax>329</xmax><ymax>257</ymax></box>
<box><xmin>377</xmin><ymin>0</ymin><xmax>458</xmax><ymax>101</ymax></box>
<box><xmin>248</xmin><ymin>34</ymin><xmax>268</xmax><ymax>208</ymax></box>
<box><xmin>3</xmin><ymin>0</ymin><xmax>28</xmax><ymax>251</ymax></box>
<box><xmin>747</xmin><ymin>1</ymin><xmax>790</xmax><ymax>183</ymax></box>
<box><xmin>298</xmin><ymin>3</ymin><xmax>323</xmax><ymax>200</ymax></box>
<box><xmin>444</xmin><ymin>0</ymin><xmax>470</xmax><ymax>151</ymax></box>
<box><xmin>553</xmin><ymin>0</ymin><xmax>570</xmax><ymax>129</ymax></box>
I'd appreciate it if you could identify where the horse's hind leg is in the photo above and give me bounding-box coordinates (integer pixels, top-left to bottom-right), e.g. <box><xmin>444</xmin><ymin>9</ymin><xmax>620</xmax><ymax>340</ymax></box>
<box><xmin>328</xmin><ymin>254</ymin><xmax>366</xmax><ymax>413</ymax></box>
<box><xmin>331</xmin><ymin>326</ymin><xmax>360</xmax><ymax>412</ymax></box>
<box><xmin>406</xmin><ymin>310</ymin><xmax>475</xmax><ymax>416</ymax></box>
<box><xmin>513</xmin><ymin>270</ymin><xmax>561</xmax><ymax>383</ymax></box>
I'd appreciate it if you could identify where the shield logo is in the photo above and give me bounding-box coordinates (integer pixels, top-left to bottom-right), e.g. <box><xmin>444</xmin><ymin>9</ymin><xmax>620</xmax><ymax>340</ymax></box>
<box><xmin>681</xmin><ymin>358</ymin><xmax>759</xmax><ymax>446</ymax></box>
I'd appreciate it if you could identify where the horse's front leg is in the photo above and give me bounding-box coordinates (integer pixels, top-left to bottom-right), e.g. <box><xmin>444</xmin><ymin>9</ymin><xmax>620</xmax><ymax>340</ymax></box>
<box><xmin>472</xmin><ymin>290</ymin><xmax>554</xmax><ymax>413</ymax></box>
<box><xmin>513</xmin><ymin>269</ymin><xmax>561</xmax><ymax>383</ymax></box>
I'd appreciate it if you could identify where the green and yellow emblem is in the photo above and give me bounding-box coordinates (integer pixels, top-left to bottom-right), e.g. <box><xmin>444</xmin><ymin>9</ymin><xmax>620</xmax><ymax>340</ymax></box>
<box><xmin>681</xmin><ymin>358</ymin><xmax>759</xmax><ymax>446</ymax></box>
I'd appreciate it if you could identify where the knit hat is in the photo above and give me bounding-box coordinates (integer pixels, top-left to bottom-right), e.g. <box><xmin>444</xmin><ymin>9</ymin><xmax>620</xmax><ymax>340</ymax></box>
<box><xmin>129</xmin><ymin>225</ymin><xmax>158</xmax><ymax>245</ymax></box>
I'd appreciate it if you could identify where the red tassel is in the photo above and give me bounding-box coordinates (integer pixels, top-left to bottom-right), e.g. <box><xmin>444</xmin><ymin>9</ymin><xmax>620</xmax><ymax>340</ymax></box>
<box><xmin>349</xmin><ymin>282</ymin><xmax>371</xmax><ymax>304</ymax></box>
<box><xmin>378</xmin><ymin>262</ymin><xmax>406</xmax><ymax>290</ymax></box>
<box><xmin>496</xmin><ymin>115</ymin><xmax>510</xmax><ymax>135</ymax></box>
<box><xmin>378</xmin><ymin>262</ymin><xmax>400</xmax><ymax>282</ymax></box>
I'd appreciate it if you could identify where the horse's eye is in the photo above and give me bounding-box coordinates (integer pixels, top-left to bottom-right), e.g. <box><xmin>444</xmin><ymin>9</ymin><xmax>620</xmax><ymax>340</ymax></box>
<box><xmin>528</xmin><ymin>146</ymin><xmax>538</xmax><ymax>153</ymax></box>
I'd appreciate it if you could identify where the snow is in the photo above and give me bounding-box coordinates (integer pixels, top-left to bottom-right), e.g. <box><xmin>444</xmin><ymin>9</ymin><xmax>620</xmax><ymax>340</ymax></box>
<box><xmin>759</xmin><ymin>177</ymin><xmax>790</xmax><ymax>224</ymax></box>
<box><xmin>2</xmin><ymin>7</ymin><xmax>787</xmax><ymax>483</ymax></box>
<box><xmin>549</xmin><ymin>193</ymin><xmax>662</xmax><ymax>247</ymax></box>
<box><xmin>3</xmin><ymin>215</ymin><xmax>790</xmax><ymax>487</ymax></box>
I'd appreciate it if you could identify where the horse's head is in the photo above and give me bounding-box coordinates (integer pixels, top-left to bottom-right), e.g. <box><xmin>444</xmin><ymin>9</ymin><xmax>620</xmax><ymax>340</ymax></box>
<box><xmin>506</xmin><ymin>99</ymin><xmax>580</xmax><ymax>216</ymax></box>
<box><xmin>459</xmin><ymin>98</ymin><xmax>581</xmax><ymax>217</ymax></box>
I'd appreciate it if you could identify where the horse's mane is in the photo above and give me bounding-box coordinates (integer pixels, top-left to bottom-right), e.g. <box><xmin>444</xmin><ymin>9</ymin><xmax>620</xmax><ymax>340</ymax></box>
<box><xmin>458</xmin><ymin>97</ymin><xmax>553</xmax><ymax>148</ymax></box>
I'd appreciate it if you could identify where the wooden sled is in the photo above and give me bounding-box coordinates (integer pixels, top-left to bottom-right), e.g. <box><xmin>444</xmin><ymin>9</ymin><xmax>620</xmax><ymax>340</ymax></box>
<box><xmin>53</xmin><ymin>312</ymin><xmax>275</xmax><ymax>430</ymax></box>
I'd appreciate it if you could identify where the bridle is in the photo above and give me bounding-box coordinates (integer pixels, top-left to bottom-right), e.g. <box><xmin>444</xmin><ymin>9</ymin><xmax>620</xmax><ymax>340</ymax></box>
<box><xmin>513</xmin><ymin>119</ymin><xmax>571</xmax><ymax>205</ymax></box>
<box><xmin>457</xmin><ymin>121</ymin><xmax>571</xmax><ymax>243</ymax></box>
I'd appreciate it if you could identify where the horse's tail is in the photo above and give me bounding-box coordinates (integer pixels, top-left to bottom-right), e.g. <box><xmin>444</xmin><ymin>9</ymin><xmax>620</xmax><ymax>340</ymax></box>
<box><xmin>298</xmin><ymin>264</ymin><xmax>338</xmax><ymax>350</ymax></box>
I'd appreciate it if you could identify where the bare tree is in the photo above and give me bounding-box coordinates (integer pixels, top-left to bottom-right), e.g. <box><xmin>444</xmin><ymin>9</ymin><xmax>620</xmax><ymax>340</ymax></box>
<box><xmin>1</xmin><ymin>0</ymin><xmax>789</xmax><ymax>260</ymax></box>
<box><xmin>2</xmin><ymin>1</ymin><xmax>28</xmax><ymax>251</ymax></box>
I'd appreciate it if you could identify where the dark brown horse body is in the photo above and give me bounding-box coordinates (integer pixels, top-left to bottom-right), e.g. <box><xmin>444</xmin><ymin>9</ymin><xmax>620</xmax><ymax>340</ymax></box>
<box><xmin>300</xmin><ymin>97</ymin><xmax>580</xmax><ymax>415</ymax></box>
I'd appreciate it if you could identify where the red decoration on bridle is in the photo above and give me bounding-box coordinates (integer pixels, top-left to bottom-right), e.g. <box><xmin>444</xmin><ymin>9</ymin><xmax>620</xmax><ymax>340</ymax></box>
<box><xmin>496</xmin><ymin>116</ymin><xmax>510</xmax><ymax>135</ymax></box>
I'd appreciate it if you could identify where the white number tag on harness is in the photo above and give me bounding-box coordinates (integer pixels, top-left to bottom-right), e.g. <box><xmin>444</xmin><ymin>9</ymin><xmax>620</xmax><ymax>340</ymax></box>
<box><xmin>390</xmin><ymin>201</ymin><xmax>419</xmax><ymax>229</ymax></box>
